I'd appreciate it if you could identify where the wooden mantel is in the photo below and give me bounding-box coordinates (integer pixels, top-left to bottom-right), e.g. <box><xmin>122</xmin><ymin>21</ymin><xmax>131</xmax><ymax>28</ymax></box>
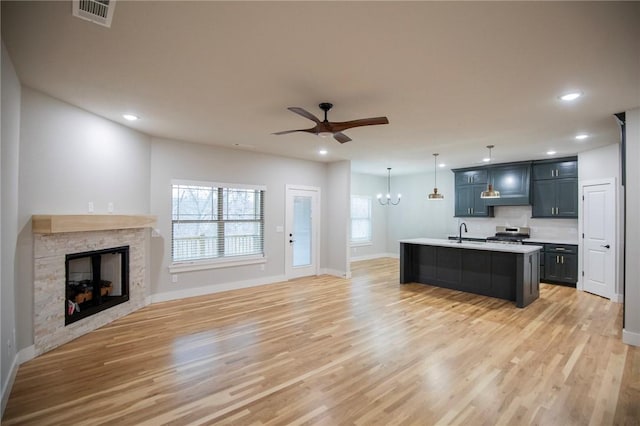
<box><xmin>32</xmin><ymin>214</ymin><xmax>157</xmax><ymax>234</ymax></box>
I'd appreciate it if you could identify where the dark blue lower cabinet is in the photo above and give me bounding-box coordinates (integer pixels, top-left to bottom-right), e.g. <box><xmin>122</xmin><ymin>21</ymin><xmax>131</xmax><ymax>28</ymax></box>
<box><xmin>400</xmin><ymin>243</ymin><xmax>540</xmax><ymax>308</ymax></box>
<box><xmin>490</xmin><ymin>252</ymin><xmax>518</xmax><ymax>301</ymax></box>
<box><xmin>436</xmin><ymin>247</ymin><xmax>462</xmax><ymax>286</ymax></box>
<box><xmin>461</xmin><ymin>250</ymin><xmax>491</xmax><ymax>294</ymax></box>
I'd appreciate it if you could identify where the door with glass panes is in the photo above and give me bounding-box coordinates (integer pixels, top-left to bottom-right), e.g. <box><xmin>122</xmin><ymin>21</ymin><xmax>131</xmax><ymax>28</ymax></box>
<box><xmin>285</xmin><ymin>185</ymin><xmax>320</xmax><ymax>279</ymax></box>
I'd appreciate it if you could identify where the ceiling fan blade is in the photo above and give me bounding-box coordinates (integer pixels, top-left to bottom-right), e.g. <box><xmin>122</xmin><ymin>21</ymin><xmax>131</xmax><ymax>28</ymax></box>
<box><xmin>331</xmin><ymin>117</ymin><xmax>389</xmax><ymax>132</ymax></box>
<box><xmin>288</xmin><ymin>107</ymin><xmax>322</xmax><ymax>124</ymax></box>
<box><xmin>333</xmin><ymin>132</ymin><xmax>352</xmax><ymax>144</ymax></box>
<box><xmin>273</xmin><ymin>127</ymin><xmax>317</xmax><ymax>135</ymax></box>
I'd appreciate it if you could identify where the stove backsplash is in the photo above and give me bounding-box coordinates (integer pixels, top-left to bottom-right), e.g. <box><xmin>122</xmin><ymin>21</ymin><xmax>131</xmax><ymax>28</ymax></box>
<box><xmin>453</xmin><ymin>205</ymin><xmax>579</xmax><ymax>242</ymax></box>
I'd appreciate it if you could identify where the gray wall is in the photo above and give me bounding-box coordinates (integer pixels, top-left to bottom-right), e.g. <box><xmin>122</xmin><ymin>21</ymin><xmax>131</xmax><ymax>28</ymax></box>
<box><xmin>624</xmin><ymin>107</ymin><xmax>640</xmax><ymax>345</ymax></box>
<box><xmin>385</xmin><ymin>169</ymin><xmax>456</xmax><ymax>254</ymax></box>
<box><xmin>578</xmin><ymin>143</ymin><xmax>624</xmax><ymax>297</ymax></box>
<box><xmin>350</xmin><ymin>173</ymin><xmax>388</xmax><ymax>258</ymax></box>
<box><xmin>326</xmin><ymin>161</ymin><xmax>351</xmax><ymax>276</ymax></box>
<box><xmin>148</xmin><ymin>137</ymin><xmax>343</xmax><ymax>297</ymax></box>
<box><xmin>15</xmin><ymin>88</ymin><xmax>152</xmax><ymax>350</ymax></box>
<box><xmin>1</xmin><ymin>42</ymin><xmax>21</xmax><ymax>410</ymax></box>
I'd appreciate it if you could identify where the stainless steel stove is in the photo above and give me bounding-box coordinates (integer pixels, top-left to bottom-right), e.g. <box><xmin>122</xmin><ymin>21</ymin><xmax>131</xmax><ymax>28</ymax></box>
<box><xmin>486</xmin><ymin>226</ymin><xmax>530</xmax><ymax>245</ymax></box>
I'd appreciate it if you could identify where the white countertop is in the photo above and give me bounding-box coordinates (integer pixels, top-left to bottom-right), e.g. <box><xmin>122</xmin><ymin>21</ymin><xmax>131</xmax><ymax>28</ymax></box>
<box><xmin>400</xmin><ymin>238</ymin><xmax>543</xmax><ymax>254</ymax></box>
<box><xmin>523</xmin><ymin>238</ymin><xmax>579</xmax><ymax>245</ymax></box>
<box><xmin>447</xmin><ymin>235</ymin><xmax>579</xmax><ymax>246</ymax></box>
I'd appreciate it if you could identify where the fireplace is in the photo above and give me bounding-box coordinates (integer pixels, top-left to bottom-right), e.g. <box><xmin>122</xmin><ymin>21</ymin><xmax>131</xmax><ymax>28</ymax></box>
<box><xmin>65</xmin><ymin>246</ymin><xmax>130</xmax><ymax>325</ymax></box>
<box><xmin>32</xmin><ymin>215</ymin><xmax>155</xmax><ymax>356</ymax></box>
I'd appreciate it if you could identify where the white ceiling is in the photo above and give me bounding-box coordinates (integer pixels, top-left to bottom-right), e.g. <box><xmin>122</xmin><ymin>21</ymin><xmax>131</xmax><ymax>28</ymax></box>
<box><xmin>2</xmin><ymin>1</ymin><xmax>639</xmax><ymax>176</ymax></box>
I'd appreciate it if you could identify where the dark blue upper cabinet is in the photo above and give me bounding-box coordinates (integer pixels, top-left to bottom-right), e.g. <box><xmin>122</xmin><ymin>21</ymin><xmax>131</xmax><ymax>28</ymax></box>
<box><xmin>454</xmin><ymin>169</ymin><xmax>488</xmax><ymax>186</ymax></box>
<box><xmin>531</xmin><ymin>157</ymin><xmax>578</xmax><ymax>218</ymax></box>
<box><xmin>485</xmin><ymin>162</ymin><xmax>532</xmax><ymax>206</ymax></box>
<box><xmin>532</xmin><ymin>160</ymin><xmax>578</xmax><ymax>180</ymax></box>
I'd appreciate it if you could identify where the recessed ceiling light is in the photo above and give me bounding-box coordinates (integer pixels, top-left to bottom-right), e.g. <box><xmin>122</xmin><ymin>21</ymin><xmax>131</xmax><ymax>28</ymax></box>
<box><xmin>123</xmin><ymin>114</ymin><xmax>139</xmax><ymax>121</ymax></box>
<box><xmin>438</xmin><ymin>163</ymin><xmax>446</xmax><ymax>168</ymax></box>
<box><xmin>319</xmin><ymin>149</ymin><xmax>328</xmax><ymax>155</ymax></box>
<box><xmin>559</xmin><ymin>91</ymin><xmax>582</xmax><ymax>101</ymax></box>
<box><xmin>482</xmin><ymin>157</ymin><xmax>491</xmax><ymax>163</ymax></box>
<box><xmin>547</xmin><ymin>150</ymin><xmax>556</xmax><ymax>155</ymax></box>
<box><xmin>575</xmin><ymin>134</ymin><xmax>589</xmax><ymax>140</ymax></box>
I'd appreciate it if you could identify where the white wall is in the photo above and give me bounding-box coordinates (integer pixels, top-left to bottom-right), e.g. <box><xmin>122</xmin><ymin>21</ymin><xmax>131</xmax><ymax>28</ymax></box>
<box><xmin>1</xmin><ymin>42</ymin><xmax>21</xmax><ymax>414</ymax></box>
<box><xmin>15</xmin><ymin>88</ymin><xmax>152</xmax><ymax>352</ymax></box>
<box><xmin>326</xmin><ymin>161</ymin><xmax>351</xmax><ymax>277</ymax></box>
<box><xmin>458</xmin><ymin>206</ymin><xmax>579</xmax><ymax>242</ymax></box>
<box><xmin>624</xmin><ymin>108</ymin><xmax>640</xmax><ymax>346</ymax></box>
<box><xmin>366</xmin><ymin>166</ymin><xmax>583</xmax><ymax>256</ymax></box>
<box><xmin>148</xmin><ymin>137</ymin><xmax>343</xmax><ymax>299</ymax></box>
<box><xmin>578</xmin><ymin>143</ymin><xmax>624</xmax><ymax>298</ymax></box>
<box><xmin>386</xmin><ymin>169</ymin><xmax>456</xmax><ymax>254</ymax></box>
<box><xmin>350</xmin><ymin>173</ymin><xmax>388</xmax><ymax>259</ymax></box>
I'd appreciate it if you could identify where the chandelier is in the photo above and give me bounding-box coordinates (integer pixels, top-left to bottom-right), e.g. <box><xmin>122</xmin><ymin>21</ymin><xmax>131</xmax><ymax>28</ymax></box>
<box><xmin>377</xmin><ymin>168</ymin><xmax>401</xmax><ymax>205</ymax></box>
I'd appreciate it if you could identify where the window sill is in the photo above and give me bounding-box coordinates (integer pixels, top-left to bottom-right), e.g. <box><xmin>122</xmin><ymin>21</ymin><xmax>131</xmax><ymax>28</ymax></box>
<box><xmin>169</xmin><ymin>255</ymin><xmax>266</xmax><ymax>273</ymax></box>
<box><xmin>350</xmin><ymin>242</ymin><xmax>373</xmax><ymax>248</ymax></box>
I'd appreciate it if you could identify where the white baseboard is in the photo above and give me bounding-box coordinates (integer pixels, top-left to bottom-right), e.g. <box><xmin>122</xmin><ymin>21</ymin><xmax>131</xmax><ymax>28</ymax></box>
<box><xmin>613</xmin><ymin>293</ymin><xmax>624</xmax><ymax>303</ymax></box>
<box><xmin>150</xmin><ymin>274</ymin><xmax>287</xmax><ymax>304</ymax></box>
<box><xmin>1</xmin><ymin>355</ymin><xmax>18</xmax><ymax>417</ymax></box>
<box><xmin>321</xmin><ymin>268</ymin><xmax>349</xmax><ymax>279</ymax></box>
<box><xmin>622</xmin><ymin>329</ymin><xmax>640</xmax><ymax>347</ymax></box>
<box><xmin>350</xmin><ymin>253</ymin><xmax>397</xmax><ymax>262</ymax></box>
<box><xmin>1</xmin><ymin>345</ymin><xmax>35</xmax><ymax>417</ymax></box>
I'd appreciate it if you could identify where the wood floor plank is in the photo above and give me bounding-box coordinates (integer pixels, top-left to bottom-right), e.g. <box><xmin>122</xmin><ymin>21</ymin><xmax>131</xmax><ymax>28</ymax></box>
<box><xmin>2</xmin><ymin>258</ymin><xmax>638</xmax><ymax>425</ymax></box>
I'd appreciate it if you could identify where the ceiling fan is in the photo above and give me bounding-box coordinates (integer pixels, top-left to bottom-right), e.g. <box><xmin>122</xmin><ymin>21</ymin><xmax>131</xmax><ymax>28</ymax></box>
<box><xmin>273</xmin><ymin>102</ymin><xmax>389</xmax><ymax>143</ymax></box>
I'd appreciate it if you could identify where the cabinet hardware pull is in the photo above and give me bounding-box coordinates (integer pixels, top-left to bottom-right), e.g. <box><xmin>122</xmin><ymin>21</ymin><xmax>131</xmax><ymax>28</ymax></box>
<box><xmin>556</xmin><ymin>255</ymin><xmax>559</xmax><ymax>263</ymax></box>
<box><xmin>555</xmin><ymin>248</ymin><xmax>565</xmax><ymax>251</ymax></box>
<box><xmin>551</xmin><ymin>207</ymin><xmax>554</xmax><ymax>215</ymax></box>
<box><xmin>561</xmin><ymin>256</ymin><xmax>564</xmax><ymax>264</ymax></box>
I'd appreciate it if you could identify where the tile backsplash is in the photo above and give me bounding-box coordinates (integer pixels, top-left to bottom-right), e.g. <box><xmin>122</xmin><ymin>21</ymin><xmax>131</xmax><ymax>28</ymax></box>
<box><xmin>453</xmin><ymin>205</ymin><xmax>579</xmax><ymax>242</ymax></box>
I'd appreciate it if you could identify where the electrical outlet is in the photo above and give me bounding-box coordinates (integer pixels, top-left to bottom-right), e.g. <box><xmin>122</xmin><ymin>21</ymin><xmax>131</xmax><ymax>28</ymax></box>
<box><xmin>260</xmin><ymin>264</ymin><xmax>265</xmax><ymax>271</ymax></box>
<box><xmin>108</xmin><ymin>202</ymin><xmax>114</xmax><ymax>213</ymax></box>
<box><xmin>88</xmin><ymin>201</ymin><xmax>94</xmax><ymax>213</ymax></box>
<box><xmin>171</xmin><ymin>274</ymin><xmax>178</xmax><ymax>283</ymax></box>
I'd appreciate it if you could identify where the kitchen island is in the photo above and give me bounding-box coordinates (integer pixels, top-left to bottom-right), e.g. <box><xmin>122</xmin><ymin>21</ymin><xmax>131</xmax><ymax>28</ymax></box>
<box><xmin>400</xmin><ymin>238</ymin><xmax>543</xmax><ymax>307</ymax></box>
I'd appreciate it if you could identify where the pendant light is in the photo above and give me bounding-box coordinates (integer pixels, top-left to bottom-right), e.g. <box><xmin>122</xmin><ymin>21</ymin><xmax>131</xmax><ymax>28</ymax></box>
<box><xmin>428</xmin><ymin>153</ymin><xmax>444</xmax><ymax>200</ymax></box>
<box><xmin>480</xmin><ymin>145</ymin><xmax>501</xmax><ymax>199</ymax></box>
<box><xmin>377</xmin><ymin>168</ymin><xmax>401</xmax><ymax>205</ymax></box>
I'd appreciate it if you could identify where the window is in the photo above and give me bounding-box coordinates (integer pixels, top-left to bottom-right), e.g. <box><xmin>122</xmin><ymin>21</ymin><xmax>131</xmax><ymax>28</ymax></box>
<box><xmin>351</xmin><ymin>195</ymin><xmax>372</xmax><ymax>244</ymax></box>
<box><xmin>172</xmin><ymin>182</ymin><xmax>265</xmax><ymax>264</ymax></box>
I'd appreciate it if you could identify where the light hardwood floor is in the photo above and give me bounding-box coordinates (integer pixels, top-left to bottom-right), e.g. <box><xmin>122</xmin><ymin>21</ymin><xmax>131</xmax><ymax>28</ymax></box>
<box><xmin>3</xmin><ymin>258</ymin><xmax>639</xmax><ymax>425</ymax></box>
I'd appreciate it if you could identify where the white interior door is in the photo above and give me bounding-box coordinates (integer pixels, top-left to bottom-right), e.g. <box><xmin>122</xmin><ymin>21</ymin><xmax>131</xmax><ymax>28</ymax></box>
<box><xmin>582</xmin><ymin>181</ymin><xmax>616</xmax><ymax>299</ymax></box>
<box><xmin>285</xmin><ymin>185</ymin><xmax>320</xmax><ymax>279</ymax></box>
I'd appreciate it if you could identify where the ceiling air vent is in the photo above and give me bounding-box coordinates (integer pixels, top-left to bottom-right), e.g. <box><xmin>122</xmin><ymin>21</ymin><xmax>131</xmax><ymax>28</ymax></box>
<box><xmin>72</xmin><ymin>0</ymin><xmax>116</xmax><ymax>28</ymax></box>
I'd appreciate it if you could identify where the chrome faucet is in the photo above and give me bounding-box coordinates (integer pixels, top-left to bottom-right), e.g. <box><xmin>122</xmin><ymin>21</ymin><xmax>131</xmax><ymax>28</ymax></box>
<box><xmin>458</xmin><ymin>222</ymin><xmax>468</xmax><ymax>243</ymax></box>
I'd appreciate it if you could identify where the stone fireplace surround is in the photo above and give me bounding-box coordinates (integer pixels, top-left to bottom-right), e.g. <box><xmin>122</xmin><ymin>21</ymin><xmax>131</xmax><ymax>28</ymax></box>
<box><xmin>32</xmin><ymin>215</ymin><xmax>154</xmax><ymax>356</ymax></box>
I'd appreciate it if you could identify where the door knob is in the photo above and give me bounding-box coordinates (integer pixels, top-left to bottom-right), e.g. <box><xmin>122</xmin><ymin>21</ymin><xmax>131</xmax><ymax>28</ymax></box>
<box><xmin>601</xmin><ymin>244</ymin><xmax>610</xmax><ymax>249</ymax></box>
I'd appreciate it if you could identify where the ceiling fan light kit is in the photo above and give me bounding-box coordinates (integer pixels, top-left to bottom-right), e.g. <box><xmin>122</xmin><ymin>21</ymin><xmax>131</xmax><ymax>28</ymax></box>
<box><xmin>480</xmin><ymin>145</ymin><xmax>501</xmax><ymax>199</ymax></box>
<box><xmin>274</xmin><ymin>102</ymin><xmax>389</xmax><ymax>144</ymax></box>
<box><xmin>428</xmin><ymin>153</ymin><xmax>444</xmax><ymax>200</ymax></box>
<box><xmin>377</xmin><ymin>168</ymin><xmax>401</xmax><ymax>206</ymax></box>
